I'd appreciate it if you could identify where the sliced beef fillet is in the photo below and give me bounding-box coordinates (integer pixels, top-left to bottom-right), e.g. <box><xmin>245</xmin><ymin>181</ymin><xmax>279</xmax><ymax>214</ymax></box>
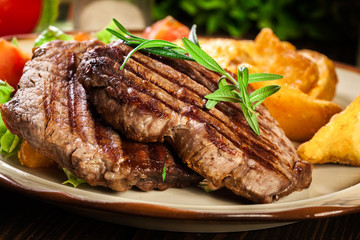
<box><xmin>1</xmin><ymin>40</ymin><xmax>201</xmax><ymax>191</ymax></box>
<box><xmin>77</xmin><ymin>41</ymin><xmax>312</xmax><ymax>203</ymax></box>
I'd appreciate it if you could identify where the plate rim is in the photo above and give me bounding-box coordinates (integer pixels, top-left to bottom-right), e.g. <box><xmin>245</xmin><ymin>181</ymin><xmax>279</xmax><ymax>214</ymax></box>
<box><xmin>2</xmin><ymin>168</ymin><xmax>360</xmax><ymax>222</ymax></box>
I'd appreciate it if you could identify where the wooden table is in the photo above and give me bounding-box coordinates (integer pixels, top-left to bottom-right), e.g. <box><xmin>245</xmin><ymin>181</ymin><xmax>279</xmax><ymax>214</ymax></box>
<box><xmin>1</xmin><ymin>187</ymin><xmax>359</xmax><ymax>240</ymax></box>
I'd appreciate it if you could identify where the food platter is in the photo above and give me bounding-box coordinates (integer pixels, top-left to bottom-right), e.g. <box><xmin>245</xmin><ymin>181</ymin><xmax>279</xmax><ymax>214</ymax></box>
<box><xmin>1</xmin><ymin>37</ymin><xmax>360</xmax><ymax>232</ymax></box>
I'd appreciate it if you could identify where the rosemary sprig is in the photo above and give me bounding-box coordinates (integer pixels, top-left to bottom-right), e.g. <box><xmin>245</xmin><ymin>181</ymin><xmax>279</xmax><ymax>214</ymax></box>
<box><xmin>183</xmin><ymin>37</ymin><xmax>281</xmax><ymax>134</ymax></box>
<box><xmin>107</xmin><ymin>18</ymin><xmax>193</xmax><ymax>69</ymax></box>
<box><xmin>107</xmin><ymin>18</ymin><xmax>282</xmax><ymax>135</ymax></box>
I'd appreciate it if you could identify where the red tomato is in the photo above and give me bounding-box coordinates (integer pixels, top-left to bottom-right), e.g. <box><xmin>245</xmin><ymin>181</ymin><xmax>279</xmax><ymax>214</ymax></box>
<box><xmin>0</xmin><ymin>38</ymin><xmax>31</xmax><ymax>89</ymax></box>
<box><xmin>0</xmin><ymin>0</ymin><xmax>42</xmax><ymax>37</ymax></box>
<box><xmin>142</xmin><ymin>16</ymin><xmax>190</xmax><ymax>41</ymax></box>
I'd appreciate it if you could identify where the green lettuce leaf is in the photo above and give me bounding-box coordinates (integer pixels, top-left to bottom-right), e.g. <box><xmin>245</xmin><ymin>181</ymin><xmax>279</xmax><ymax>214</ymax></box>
<box><xmin>96</xmin><ymin>20</ymin><xmax>119</xmax><ymax>44</ymax></box>
<box><xmin>0</xmin><ymin>81</ymin><xmax>22</xmax><ymax>155</ymax></box>
<box><xmin>34</xmin><ymin>26</ymin><xmax>73</xmax><ymax>48</ymax></box>
<box><xmin>62</xmin><ymin>168</ymin><xmax>86</xmax><ymax>188</ymax></box>
<box><xmin>0</xmin><ymin>81</ymin><xmax>14</xmax><ymax>103</ymax></box>
<box><xmin>0</xmin><ymin>131</ymin><xmax>21</xmax><ymax>154</ymax></box>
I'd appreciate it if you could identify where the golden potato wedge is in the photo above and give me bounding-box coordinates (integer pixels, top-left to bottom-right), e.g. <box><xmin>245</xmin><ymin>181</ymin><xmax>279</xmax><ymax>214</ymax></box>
<box><xmin>297</xmin><ymin>94</ymin><xmax>360</xmax><ymax>165</ymax></box>
<box><xmin>198</xmin><ymin>38</ymin><xmax>256</xmax><ymax>73</ymax></box>
<box><xmin>250</xmin><ymin>83</ymin><xmax>342</xmax><ymax>142</ymax></box>
<box><xmin>18</xmin><ymin>141</ymin><xmax>55</xmax><ymax>168</ymax></box>
<box><xmin>298</xmin><ymin>49</ymin><xmax>338</xmax><ymax>101</ymax></box>
<box><xmin>253</xmin><ymin>28</ymin><xmax>319</xmax><ymax>94</ymax></box>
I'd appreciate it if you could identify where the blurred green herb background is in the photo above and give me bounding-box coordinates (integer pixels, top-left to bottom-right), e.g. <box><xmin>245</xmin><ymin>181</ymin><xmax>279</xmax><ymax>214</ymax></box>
<box><xmin>52</xmin><ymin>0</ymin><xmax>359</xmax><ymax>65</ymax></box>
<box><xmin>152</xmin><ymin>0</ymin><xmax>360</xmax><ymax>65</ymax></box>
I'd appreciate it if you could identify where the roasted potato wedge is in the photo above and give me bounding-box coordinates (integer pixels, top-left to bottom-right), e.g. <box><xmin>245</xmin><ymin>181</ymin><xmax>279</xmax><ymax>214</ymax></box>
<box><xmin>297</xmin><ymin>94</ymin><xmax>360</xmax><ymax>165</ymax></box>
<box><xmin>253</xmin><ymin>28</ymin><xmax>319</xmax><ymax>94</ymax></box>
<box><xmin>198</xmin><ymin>38</ymin><xmax>255</xmax><ymax>73</ymax></box>
<box><xmin>298</xmin><ymin>49</ymin><xmax>338</xmax><ymax>101</ymax></box>
<box><xmin>18</xmin><ymin>141</ymin><xmax>55</xmax><ymax>168</ymax></box>
<box><xmin>251</xmin><ymin>84</ymin><xmax>342</xmax><ymax>142</ymax></box>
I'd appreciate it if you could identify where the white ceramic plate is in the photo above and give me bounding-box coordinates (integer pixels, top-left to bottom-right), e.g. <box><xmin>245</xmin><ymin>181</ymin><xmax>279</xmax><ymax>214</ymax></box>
<box><xmin>1</xmin><ymin>37</ymin><xmax>360</xmax><ymax>233</ymax></box>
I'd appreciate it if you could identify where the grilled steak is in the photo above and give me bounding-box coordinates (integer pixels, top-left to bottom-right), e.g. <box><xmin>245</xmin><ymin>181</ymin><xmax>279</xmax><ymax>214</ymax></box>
<box><xmin>77</xmin><ymin>41</ymin><xmax>312</xmax><ymax>203</ymax></box>
<box><xmin>1</xmin><ymin>40</ymin><xmax>201</xmax><ymax>191</ymax></box>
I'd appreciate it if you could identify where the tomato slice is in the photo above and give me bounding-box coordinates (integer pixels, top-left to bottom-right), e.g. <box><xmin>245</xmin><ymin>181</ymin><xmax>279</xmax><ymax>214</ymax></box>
<box><xmin>0</xmin><ymin>39</ymin><xmax>31</xmax><ymax>90</ymax></box>
<box><xmin>142</xmin><ymin>16</ymin><xmax>190</xmax><ymax>41</ymax></box>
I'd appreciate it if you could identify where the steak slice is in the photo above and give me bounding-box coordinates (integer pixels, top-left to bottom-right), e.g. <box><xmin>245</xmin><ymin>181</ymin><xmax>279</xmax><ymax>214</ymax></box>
<box><xmin>1</xmin><ymin>40</ymin><xmax>201</xmax><ymax>191</ymax></box>
<box><xmin>77</xmin><ymin>41</ymin><xmax>312</xmax><ymax>203</ymax></box>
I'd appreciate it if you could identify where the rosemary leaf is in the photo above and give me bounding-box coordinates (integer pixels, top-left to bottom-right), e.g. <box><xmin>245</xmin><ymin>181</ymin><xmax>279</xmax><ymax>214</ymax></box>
<box><xmin>249</xmin><ymin>73</ymin><xmax>283</xmax><ymax>83</ymax></box>
<box><xmin>141</xmin><ymin>47</ymin><xmax>194</xmax><ymax>61</ymax></box>
<box><xmin>249</xmin><ymin>85</ymin><xmax>281</xmax><ymax>103</ymax></box>
<box><xmin>120</xmin><ymin>40</ymin><xmax>190</xmax><ymax>69</ymax></box>
<box><xmin>240</xmin><ymin>103</ymin><xmax>260</xmax><ymax>135</ymax></box>
<box><xmin>205</xmin><ymin>90</ymin><xmax>242</xmax><ymax>103</ymax></box>
<box><xmin>182</xmin><ymin>38</ymin><xmax>227</xmax><ymax>75</ymax></box>
<box><xmin>218</xmin><ymin>76</ymin><xmax>228</xmax><ymax>87</ymax></box>
<box><xmin>205</xmin><ymin>99</ymin><xmax>219</xmax><ymax>109</ymax></box>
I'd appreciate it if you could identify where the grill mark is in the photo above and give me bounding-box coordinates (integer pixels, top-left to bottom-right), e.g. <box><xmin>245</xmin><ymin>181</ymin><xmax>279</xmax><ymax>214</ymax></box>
<box><xmin>117</xmin><ymin>45</ymin><xmax>212</xmax><ymax>103</ymax></box>
<box><xmin>151</xmin><ymin>53</ymin><xmax>221</xmax><ymax>92</ymax></box>
<box><xmin>94</xmin><ymin>121</ymin><xmax>124</xmax><ymax>165</ymax></box>
<box><xmin>122</xmin><ymin>141</ymin><xmax>164</xmax><ymax>175</ymax></box>
<box><xmin>104</xmin><ymin>47</ymin><xmax>288</xmax><ymax>174</ymax></box>
<box><xmin>42</xmin><ymin>72</ymin><xmax>51</xmax><ymax>126</ymax></box>
<box><xmin>107</xmin><ymin>75</ymin><xmax>169</xmax><ymax>119</ymax></box>
<box><xmin>66</xmin><ymin>53</ymin><xmax>78</xmax><ymax>133</ymax></box>
<box><xmin>126</xmin><ymin>62</ymin><xmax>204</xmax><ymax>108</ymax></box>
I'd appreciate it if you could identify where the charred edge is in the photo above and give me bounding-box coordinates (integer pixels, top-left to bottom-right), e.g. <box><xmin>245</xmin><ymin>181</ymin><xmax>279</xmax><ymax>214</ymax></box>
<box><xmin>94</xmin><ymin>121</ymin><xmax>123</xmax><ymax>164</ymax></box>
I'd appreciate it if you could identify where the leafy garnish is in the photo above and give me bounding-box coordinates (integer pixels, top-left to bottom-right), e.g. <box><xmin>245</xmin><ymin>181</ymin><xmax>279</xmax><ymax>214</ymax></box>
<box><xmin>107</xmin><ymin>18</ymin><xmax>193</xmax><ymax>64</ymax></box>
<box><xmin>162</xmin><ymin>164</ymin><xmax>167</xmax><ymax>182</ymax></box>
<box><xmin>34</xmin><ymin>26</ymin><xmax>73</xmax><ymax>48</ymax></box>
<box><xmin>107</xmin><ymin>19</ymin><xmax>282</xmax><ymax>135</ymax></box>
<box><xmin>182</xmin><ymin>38</ymin><xmax>282</xmax><ymax>134</ymax></box>
<box><xmin>162</xmin><ymin>154</ymin><xmax>169</xmax><ymax>182</ymax></box>
<box><xmin>62</xmin><ymin>168</ymin><xmax>86</xmax><ymax>188</ymax></box>
<box><xmin>198</xmin><ymin>180</ymin><xmax>215</xmax><ymax>193</ymax></box>
<box><xmin>0</xmin><ymin>131</ymin><xmax>21</xmax><ymax>154</ymax></box>
<box><xmin>0</xmin><ymin>81</ymin><xmax>22</xmax><ymax>155</ymax></box>
<box><xmin>96</xmin><ymin>20</ymin><xmax>119</xmax><ymax>44</ymax></box>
